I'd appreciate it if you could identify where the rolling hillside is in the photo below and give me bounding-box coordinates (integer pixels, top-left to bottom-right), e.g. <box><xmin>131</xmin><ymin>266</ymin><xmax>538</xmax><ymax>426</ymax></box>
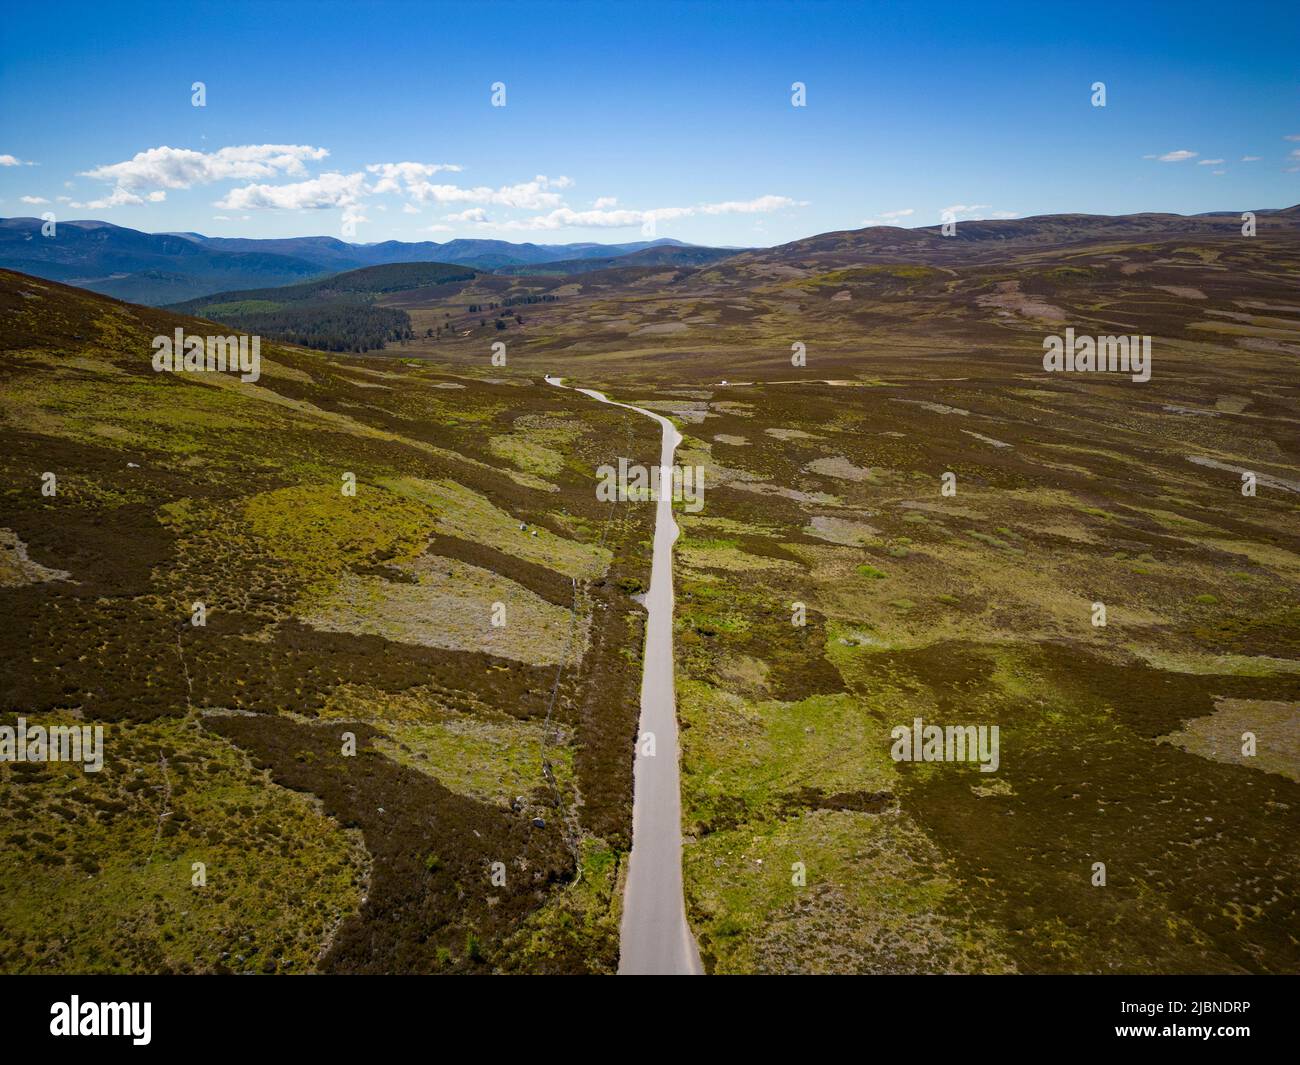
<box><xmin>493</xmin><ymin>243</ymin><xmax>745</xmax><ymax>276</ymax></box>
<box><xmin>0</xmin><ymin>218</ymin><xmax>324</xmax><ymax>305</ymax></box>
<box><xmin>4</xmin><ymin>203</ymin><xmax>1300</xmax><ymax>976</ymax></box>
<box><xmin>0</xmin><ymin>267</ymin><xmax>656</xmax><ymax>974</ymax></box>
<box><xmin>169</xmin><ymin>262</ymin><xmax>483</xmax><ymax>353</ymax></box>
<box><xmin>709</xmin><ymin>206</ymin><xmax>1300</xmax><ymax>280</ymax></box>
<box><xmin>0</xmin><ymin>217</ymin><xmax>722</xmax><ymax>305</ymax></box>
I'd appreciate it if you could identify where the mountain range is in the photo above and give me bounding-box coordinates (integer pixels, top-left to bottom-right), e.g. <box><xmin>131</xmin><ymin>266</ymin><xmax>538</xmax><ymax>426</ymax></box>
<box><xmin>0</xmin><ymin>216</ymin><xmax>719</xmax><ymax>305</ymax></box>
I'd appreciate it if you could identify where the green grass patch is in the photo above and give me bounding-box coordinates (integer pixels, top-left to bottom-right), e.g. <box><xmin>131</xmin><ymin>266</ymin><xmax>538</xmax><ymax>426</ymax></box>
<box><xmin>0</xmin><ymin>715</ymin><xmax>366</xmax><ymax>974</ymax></box>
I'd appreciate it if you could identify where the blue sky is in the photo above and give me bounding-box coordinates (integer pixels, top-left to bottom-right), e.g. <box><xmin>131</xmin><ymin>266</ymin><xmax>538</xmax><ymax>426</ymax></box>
<box><xmin>2</xmin><ymin>0</ymin><xmax>1297</xmax><ymax>247</ymax></box>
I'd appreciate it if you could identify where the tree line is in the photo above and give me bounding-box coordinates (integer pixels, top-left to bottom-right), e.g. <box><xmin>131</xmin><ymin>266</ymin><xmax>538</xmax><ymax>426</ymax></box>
<box><xmin>207</xmin><ymin>297</ymin><xmax>413</xmax><ymax>353</ymax></box>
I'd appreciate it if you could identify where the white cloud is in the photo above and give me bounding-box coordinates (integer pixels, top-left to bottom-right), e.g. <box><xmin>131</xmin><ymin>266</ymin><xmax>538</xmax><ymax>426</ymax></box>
<box><xmin>861</xmin><ymin>208</ymin><xmax>921</xmax><ymax>227</ymax></box>
<box><xmin>445</xmin><ymin>207</ymin><xmax>490</xmax><ymax>223</ymax></box>
<box><xmin>66</xmin><ymin>143</ymin><xmax>795</xmax><ymax>240</ymax></box>
<box><xmin>503</xmin><ymin>206</ymin><xmax>643</xmax><ymax>229</ymax></box>
<box><xmin>73</xmin><ymin>144</ymin><xmax>328</xmax><ymax>211</ymax></box>
<box><xmin>70</xmin><ymin>186</ymin><xmax>166</xmax><ymax>209</ymax></box>
<box><xmin>493</xmin><ymin>194</ymin><xmax>801</xmax><ymax>232</ymax></box>
<box><xmin>215</xmin><ymin>171</ymin><xmax>367</xmax><ymax>211</ymax></box>
<box><xmin>1241</xmin><ymin>155</ymin><xmax>1261</xmax><ymax>162</ymax></box>
<box><xmin>82</xmin><ymin>144</ymin><xmax>329</xmax><ymax>191</ymax></box>
<box><xmin>694</xmin><ymin>194</ymin><xmax>800</xmax><ymax>216</ymax></box>
<box><xmin>942</xmin><ymin>203</ymin><xmax>991</xmax><ymax>215</ymax></box>
<box><xmin>1155</xmin><ymin>149</ymin><xmax>1197</xmax><ymax>162</ymax></box>
<box><xmin>72</xmin><ymin>188</ymin><xmax>137</xmax><ymax>209</ymax></box>
<box><xmin>1</xmin><ymin>154</ymin><xmax>36</xmax><ymax>167</ymax></box>
<box><xmin>365</xmin><ymin>161</ymin><xmax>463</xmax><ymax>195</ymax></box>
<box><xmin>1285</xmin><ymin>134</ymin><xmax>1300</xmax><ymax>141</ymax></box>
<box><xmin>397</xmin><ymin>174</ymin><xmax>572</xmax><ymax>210</ymax></box>
<box><xmin>19</xmin><ymin>195</ymin><xmax>49</xmax><ymax>205</ymax></box>
<box><xmin>1197</xmin><ymin>158</ymin><xmax>1225</xmax><ymax>166</ymax></box>
<box><xmin>364</xmin><ymin>164</ymin><xmax>571</xmax><ymax>211</ymax></box>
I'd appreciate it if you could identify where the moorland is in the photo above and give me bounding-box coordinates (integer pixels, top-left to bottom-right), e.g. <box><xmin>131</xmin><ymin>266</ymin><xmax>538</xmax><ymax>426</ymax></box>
<box><xmin>2</xmin><ymin>205</ymin><xmax>1298</xmax><ymax>973</ymax></box>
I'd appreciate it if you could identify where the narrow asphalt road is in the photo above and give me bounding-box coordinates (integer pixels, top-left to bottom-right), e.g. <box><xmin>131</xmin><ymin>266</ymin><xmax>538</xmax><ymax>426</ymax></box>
<box><xmin>545</xmin><ymin>376</ymin><xmax>703</xmax><ymax>976</ymax></box>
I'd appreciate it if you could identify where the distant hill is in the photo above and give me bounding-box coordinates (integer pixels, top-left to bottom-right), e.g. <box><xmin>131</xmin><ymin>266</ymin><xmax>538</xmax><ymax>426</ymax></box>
<box><xmin>12</xmin><ymin>205</ymin><xmax>1294</xmax><ymax>317</ymax></box>
<box><xmin>493</xmin><ymin>243</ymin><xmax>745</xmax><ymax>276</ymax></box>
<box><xmin>0</xmin><ymin>218</ymin><xmax>324</xmax><ymax>305</ymax></box>
<box><xmin>712</xmin><ymin>206</ymin><xmax>1300</xmax><ymax>282</ymax></box>
<box><xmin>0</xmin><ymin>217</ymin><xmax>713</xmax><ymax>305</ymax></box>
<box><xmin>185</xmin><ymin>234</ymin><xmax>694</xmax><ymax>271</ymax></box>
<box><xmin>171</xmin><ymin>260</ymin><xmax>479</xmax><ymax>310</ymax></box>
<box><xmin>168</xmin><ymin>261</ymin><xmax>482</xmax><ymax>354</ymax></box>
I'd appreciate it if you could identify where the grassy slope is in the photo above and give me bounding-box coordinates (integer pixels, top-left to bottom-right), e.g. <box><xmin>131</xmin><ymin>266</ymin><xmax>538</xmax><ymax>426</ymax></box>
<box><xmin>4</xmin><ymin>205</ymin><xmax>1300</xmax><ymax>975</ymax></box>
<box><xmin>645</xmin><ymin>278</ymin><xmax>1300</xmax><ymax>971</ymax></box>
<box><xmin>0</xmin><ymin>270</ymin><xmax>655</xmax><ymax>973</ymax></box>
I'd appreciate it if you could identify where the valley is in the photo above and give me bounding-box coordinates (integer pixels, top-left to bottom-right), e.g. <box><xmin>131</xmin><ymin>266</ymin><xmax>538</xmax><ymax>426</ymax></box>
<box><xmin>2</xmin><ymin>204</ymin><xmax>1299</xmax><ymax>975</ymax></box>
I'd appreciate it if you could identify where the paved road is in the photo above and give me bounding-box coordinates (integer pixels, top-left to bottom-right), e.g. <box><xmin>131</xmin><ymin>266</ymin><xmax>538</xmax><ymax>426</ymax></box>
<box><xmin>545</xmin><ymin>376</ymin><xmax>703</xmax><ymax>976</ymax></box>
